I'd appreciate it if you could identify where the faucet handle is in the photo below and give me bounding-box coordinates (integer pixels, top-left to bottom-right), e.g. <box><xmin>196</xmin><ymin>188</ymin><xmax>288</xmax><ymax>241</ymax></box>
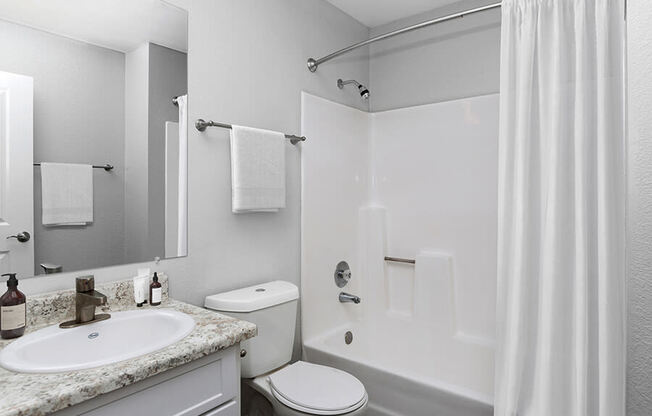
<box><xmin>76</xmin><ymin>276</ymin><xmax>95</xmax><ymax>292</ymax></box>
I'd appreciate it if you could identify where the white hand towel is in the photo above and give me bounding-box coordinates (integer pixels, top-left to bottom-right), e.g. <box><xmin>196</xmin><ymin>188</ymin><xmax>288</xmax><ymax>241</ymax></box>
<box><xmin>41</xmin><ymin>163</ymin><xmax>93</xmax><ymax>226</ymax></box>
<box><xmin>230</xmin><ymin>125</ymin><xmax>286</xmax><ymax>213</ymax></box>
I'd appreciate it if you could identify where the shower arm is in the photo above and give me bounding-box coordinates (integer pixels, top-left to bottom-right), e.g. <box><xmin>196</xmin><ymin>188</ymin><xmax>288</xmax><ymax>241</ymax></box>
<box><xmin>338</xmin><ymin>79</ymin><xmax>361</xmax><ymax>89</ymax></box>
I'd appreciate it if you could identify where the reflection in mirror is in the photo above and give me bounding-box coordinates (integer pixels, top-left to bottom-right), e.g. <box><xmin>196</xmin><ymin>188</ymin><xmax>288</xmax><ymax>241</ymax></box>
<box><xmin>0</xmin><ymin>0</ymin><xmax>188</xmax><ymax>278</ymax></box>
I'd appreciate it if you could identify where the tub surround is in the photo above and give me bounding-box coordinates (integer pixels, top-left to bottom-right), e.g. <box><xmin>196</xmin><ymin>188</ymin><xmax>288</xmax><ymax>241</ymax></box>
<box><xmin>0</xmin><ymin>276</ymin><xmax>257</xmax><ymax>416</ymax></box>
<box><xmin>300</xmin><ymin>92</ymin><xmax>498</xmax><ymax>414</ymax></box>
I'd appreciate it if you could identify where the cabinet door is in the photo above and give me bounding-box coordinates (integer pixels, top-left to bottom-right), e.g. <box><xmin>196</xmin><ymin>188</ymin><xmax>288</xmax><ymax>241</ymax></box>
<box><xmin>82</xmin><ymin>348</ymin><xmax>238</xmax><ymax>416</ymax></box>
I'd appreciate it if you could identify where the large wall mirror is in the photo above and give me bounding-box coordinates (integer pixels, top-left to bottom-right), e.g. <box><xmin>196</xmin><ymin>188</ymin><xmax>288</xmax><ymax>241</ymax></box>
<box><xmin>0</xmin><ymin>0</ymin><xmax>188</xmax><ymax>279</ymax></box>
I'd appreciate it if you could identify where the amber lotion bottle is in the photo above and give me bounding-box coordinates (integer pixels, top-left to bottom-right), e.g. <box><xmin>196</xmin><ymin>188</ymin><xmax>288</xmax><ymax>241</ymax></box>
<box><xmin>1</xmin><ymin>273</ymin><xmax>26</xmax><ymax>339</ymax></box>
<box><xmin>150</xmin><ymin>272</ymin><xmax>162</xmax><ymax>306</ymax></box>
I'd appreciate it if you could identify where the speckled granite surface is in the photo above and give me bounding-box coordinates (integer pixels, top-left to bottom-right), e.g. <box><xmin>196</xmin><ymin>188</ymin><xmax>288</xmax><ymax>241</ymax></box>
<box><xmin>0</xmin><ymin>276</ymin><xmax>257</xmax><ymax>416</ymax></box>
<box><xmin>21</xmin><ymin>274</ymin><xmax>171</xmax><ymax>328</ymax></box>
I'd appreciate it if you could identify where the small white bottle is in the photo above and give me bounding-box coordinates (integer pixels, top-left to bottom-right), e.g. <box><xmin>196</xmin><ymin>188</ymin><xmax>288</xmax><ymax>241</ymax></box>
<box><xmin>133</xmin><ymin>275</ymin><xmax>148</xmax><ymax>307</ymax></box>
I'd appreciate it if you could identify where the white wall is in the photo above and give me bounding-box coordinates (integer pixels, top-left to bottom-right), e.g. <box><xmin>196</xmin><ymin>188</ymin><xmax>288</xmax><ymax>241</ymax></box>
<box><xmin>626</xmin><ymin>1</ymin><xmax>652</xmax><ymax>414</ymax></box>
<box><xmin>171</xmin><ymin>0</ymin><xmax>369</xmax><ymax>307</ymax></box>
<box><xmin>0</xmin><ymin>19</ymin><xmax>127</xmax><ymax>274</ymax></box>
<box><xmin>368</xmin><ymin>0</ymin><xmax>501</xmax><ymax>112</ymax></box>
<box><xmin>20</xmin><ymin>0</ymin><xmax>370</xmax><ymax>361</ymax></box>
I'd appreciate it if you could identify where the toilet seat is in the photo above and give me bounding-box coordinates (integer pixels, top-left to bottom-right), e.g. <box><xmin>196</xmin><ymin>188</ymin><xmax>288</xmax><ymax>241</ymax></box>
<box><xmin>267</xmin><ymin>361</ymin><xmax>367</xmax><ymax>415</ymax></box>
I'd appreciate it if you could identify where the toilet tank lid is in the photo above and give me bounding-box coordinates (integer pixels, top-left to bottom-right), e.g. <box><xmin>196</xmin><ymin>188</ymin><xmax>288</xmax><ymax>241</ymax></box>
<box><xmin>204</xmin><ymin>281</ymin><xmax>299</xmax><ymax>312</ymax></box>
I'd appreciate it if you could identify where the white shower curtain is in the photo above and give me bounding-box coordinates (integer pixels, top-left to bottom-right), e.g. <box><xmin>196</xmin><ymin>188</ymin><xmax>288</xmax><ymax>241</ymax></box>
<box><xmin>494</xmin><ymin>1</ymin><xmax>626</xmax><ymax>415</ymax></box>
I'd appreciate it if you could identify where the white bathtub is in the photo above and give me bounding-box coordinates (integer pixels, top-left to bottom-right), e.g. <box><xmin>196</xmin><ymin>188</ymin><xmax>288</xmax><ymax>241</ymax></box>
<box><xmin>303</xmin><ymin>321</ymin><xmax>494</xmax><ymax>416</ymax></box>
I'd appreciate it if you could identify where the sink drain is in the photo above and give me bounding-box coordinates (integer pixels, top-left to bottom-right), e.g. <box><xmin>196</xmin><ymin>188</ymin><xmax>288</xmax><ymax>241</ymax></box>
<box><xmin>88</xmin><ymin>332</ymin><xmax>99</xmax><ymax>339</ymax></box>
<box><xmin>344</xmin><ymin>331</ymin><xmax>353</xmax><ymax>345</ymax></box>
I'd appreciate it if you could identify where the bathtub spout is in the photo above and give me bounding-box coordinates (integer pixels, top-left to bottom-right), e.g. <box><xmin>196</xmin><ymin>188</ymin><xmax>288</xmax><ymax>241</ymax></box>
<box><xmin>339</xmin><ymin>292</ymin><xmax>361</xmax><ymax>304</ymax></box>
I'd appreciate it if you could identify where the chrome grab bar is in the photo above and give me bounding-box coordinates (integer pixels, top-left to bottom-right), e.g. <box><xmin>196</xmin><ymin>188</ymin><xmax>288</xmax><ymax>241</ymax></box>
<box><xmin>384</xmin><ymin>256</ymin><xmax>416</xmax><ymax>265</ymax></box>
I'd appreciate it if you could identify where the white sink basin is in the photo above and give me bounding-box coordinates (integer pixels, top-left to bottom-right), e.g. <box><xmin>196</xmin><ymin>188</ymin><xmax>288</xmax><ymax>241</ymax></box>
<box><xmin>0</xmin><ymin>309</ymin><xmax>195</xmax><ymax>373</ymax></box>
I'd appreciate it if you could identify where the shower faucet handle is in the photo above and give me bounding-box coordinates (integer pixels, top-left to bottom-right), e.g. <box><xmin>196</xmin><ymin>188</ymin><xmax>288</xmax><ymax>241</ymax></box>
<box><xmin>334</xmin><ymin>261</ymin><xmax>351</xmax><ymax>288</ymax></box>
<box><xmin>337</xmin><ymin>269</ymin><xmax>351</xmax><ymax>279</ymax></box>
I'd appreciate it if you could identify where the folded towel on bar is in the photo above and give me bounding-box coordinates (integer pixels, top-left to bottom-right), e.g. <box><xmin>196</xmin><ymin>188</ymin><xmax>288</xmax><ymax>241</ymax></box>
<box><xmin>230</xmin><ymin>125</ymin><xmax>286</xmax><ymax>213</ymax></box>
<box><xmin>41</xmin><ymin>163</ymin><xmax>93</xmax><ymax>226</ymax></box>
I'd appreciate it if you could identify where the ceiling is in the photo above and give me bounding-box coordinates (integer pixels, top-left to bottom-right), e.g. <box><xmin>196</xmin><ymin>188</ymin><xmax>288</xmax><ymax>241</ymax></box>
<box><xmin>0</xmin><ymin>0</ymin><xmax>187</xmax><ymax>53</ymax></box>
<box><xmin>325</xmin><ymin>0</ymin><xmax>461</xmax><ymax>28</ymax></box>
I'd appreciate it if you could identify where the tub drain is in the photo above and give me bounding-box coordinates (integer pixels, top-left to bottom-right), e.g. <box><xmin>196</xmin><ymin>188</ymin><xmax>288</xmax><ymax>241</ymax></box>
<box><xmin>344</xmin><ymin>331</ymin><xmax>353</xmax><ymax>345</ymax></box>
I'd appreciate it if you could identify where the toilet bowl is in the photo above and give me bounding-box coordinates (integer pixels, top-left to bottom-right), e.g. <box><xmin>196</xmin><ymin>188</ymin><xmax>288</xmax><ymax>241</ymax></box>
<box><xmin>247</xmin><ymin>361</ymin><xmax>368</xmax><ymax>416</ymax></box>
<box><xmin>205</xmin><ymin>281</ymin><xmax>368</xmax><ymax>416</ymax></box>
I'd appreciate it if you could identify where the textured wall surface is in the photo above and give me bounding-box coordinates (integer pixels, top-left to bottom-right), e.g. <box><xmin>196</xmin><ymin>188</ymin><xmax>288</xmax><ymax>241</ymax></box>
<box><xmin>627</xmin><ymin>0</ymin><xmax>652</xmax><ymax>414</ymax></box>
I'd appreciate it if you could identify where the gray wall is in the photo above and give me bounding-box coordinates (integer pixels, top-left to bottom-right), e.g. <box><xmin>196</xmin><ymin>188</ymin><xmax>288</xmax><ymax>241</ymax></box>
<box><xmin>368</xmin><ymin>0</ymin><xmax>501</xmax><ymax>112</ymax></box>
<box><xmin>124</xmin><ymin>43</ymin><xmax>150</xmax><ymax>264</ymax></box>
<box><xmin>0</xmin><ymin>20</ymin><xmax>126</xmax><ymax>274</ymax></box>
<box><xmin>148</xmin><ymin>43</ymin><xmax>187</xmax><ymax>260</ymax></box>
<box><xmin>627</xmin><ymin>1</ymin><xmax>652</xmax><ymax>414</ymax></box>
<box><xmin>124</xmin><ymin>42</ymin><xmax>187</xmax><ymax>263</ymax></box>
<box><xmin>20</xmin><ymin>0</ymin><xmax>369</xmax><ymax>362</ymax></box>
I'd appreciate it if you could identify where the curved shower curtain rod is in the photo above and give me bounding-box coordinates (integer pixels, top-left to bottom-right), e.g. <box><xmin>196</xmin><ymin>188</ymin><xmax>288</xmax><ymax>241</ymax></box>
<box><xmin>306</xmin><ymin>2</ymin><xmax>502</xmax><ymax>73</ymax></box>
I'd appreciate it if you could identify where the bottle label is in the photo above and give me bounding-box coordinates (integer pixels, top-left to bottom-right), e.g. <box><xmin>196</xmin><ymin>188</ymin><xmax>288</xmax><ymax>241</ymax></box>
<box><xmin>1</xmin><ymin>303</ymin><xmax>26</xmax><ymax>330</ymax></box>
<box><xmin>152</xmin><ymin>287</ymin><xmax>162</xmax><ymax>304</ymax></box>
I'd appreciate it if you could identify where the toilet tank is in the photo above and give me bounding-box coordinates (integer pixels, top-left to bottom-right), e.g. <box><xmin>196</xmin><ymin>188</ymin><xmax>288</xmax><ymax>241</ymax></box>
<box><xmin>205</xmin><ymin>281</ymin><xmax>299</xmax><ymax>378</ymax></box>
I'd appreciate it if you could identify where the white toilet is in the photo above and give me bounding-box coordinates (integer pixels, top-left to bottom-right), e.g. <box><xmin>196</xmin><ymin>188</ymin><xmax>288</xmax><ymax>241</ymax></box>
<box><xmin>205</xmin><ymin>281</ymin><xmax>368</xmax><ymax>416</ymax></box>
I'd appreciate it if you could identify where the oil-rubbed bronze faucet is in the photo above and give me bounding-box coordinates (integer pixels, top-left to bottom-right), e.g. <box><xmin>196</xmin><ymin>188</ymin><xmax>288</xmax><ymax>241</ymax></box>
<box><xmin>60</xmin><ymin>276</ymin><xmax>111</xmax><ymax>328</ymax></box>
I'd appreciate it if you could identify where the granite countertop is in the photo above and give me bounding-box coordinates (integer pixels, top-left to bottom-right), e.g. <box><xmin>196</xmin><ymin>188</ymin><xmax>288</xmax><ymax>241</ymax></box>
<box><xmin>0</xmin><ymin>276</ymin><xmax>257</xmax><ymax>416</ymax></box>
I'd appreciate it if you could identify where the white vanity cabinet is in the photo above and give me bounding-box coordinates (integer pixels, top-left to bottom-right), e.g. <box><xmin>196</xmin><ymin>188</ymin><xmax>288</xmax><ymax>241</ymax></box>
<box><xmin>53</xmin><ymin>345</ymin><xmax>240</xmax><ymax>416</ymax></box>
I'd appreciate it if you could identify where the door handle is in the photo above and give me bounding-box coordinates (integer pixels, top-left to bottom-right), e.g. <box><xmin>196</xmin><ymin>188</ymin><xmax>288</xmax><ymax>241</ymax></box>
<box><xmin>6</xmin><ymin>232</ymin><xmax>30</xmax><ymax>243</ymax></box>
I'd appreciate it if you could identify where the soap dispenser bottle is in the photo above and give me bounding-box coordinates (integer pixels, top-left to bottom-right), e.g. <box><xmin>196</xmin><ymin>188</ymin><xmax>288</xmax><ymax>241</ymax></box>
<box><xmin>1</xmin><ymin>273</ymin><xmax>26</xmax><ymax>339</ymax></box>
<box><xmin>149</xmin><ymin>272</ymin><xmax>162</xmax><ymax>306</ymax></box>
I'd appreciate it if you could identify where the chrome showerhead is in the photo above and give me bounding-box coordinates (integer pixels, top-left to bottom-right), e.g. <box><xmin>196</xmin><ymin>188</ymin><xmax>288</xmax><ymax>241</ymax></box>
<box><xmin>337</xmin><ymin>79</ymin><xmax>370</xmax><ymax>100</ymax></box>
<box><xmin>358</xmin><ymin>85</ymin><xmax>370</xmax><ymax>100</ymax></box>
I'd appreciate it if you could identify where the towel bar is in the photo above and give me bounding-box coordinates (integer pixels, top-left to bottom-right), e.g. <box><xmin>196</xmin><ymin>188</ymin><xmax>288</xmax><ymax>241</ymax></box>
<box><xmin>384</xmin><ymin>256</ymin><xmax>416</xmax><ymax>265</ymax></box>
<box><xmin>33</xmin><ymin>163</ymin><xmax>114</xmax><ymax>171</ymax></box>
<box><xmin>195</xmin><ymin>119</ymin><xmax>306</xmax><ymax>145</ymax></box>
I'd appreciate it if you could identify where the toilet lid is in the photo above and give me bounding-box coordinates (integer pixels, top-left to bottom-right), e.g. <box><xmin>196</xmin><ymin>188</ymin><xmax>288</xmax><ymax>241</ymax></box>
<box><xmin>268</xmin><ymin>361</ymin><xmax>367</xmax><ymax>415</ymax></box>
